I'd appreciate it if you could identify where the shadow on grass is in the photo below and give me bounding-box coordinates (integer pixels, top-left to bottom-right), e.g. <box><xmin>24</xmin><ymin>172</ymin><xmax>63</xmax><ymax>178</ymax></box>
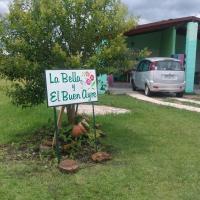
<box><xmin>5</xmin><ymin>121</ymin><xmax>54</xmax><ymax>145</ymax></box>
<box><xmin>97</xmin><ymin>114</ymin><xmax>154</xmax><ymax>156</ymax></box>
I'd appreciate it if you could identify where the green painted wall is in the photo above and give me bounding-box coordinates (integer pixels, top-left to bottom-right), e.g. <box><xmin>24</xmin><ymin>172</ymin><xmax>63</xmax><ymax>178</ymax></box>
<box><xmin>127</xmin><ymin>27</ymin><xmax>176</xmax><ymax>57</ymax></box>
<box><xmin>126</xmin><ymin>31</ymin><xmax>162</xmax><ymax>56</ymax></box>
<box><xmin>160</xmin><ymin>27</ymin><xmax>176</xmax><ymax>56</ymax></box>
<box><xmin>176</xmin><ymin>34</ymin><xmax>186</xmax><ymax>53</ymax></box>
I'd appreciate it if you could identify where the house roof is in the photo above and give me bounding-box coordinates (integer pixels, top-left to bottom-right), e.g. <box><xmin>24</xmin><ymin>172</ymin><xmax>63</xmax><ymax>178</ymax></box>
<box><xmin>124</xmin><ymin>16</ymin><xmax>200</xmax><ymax>36</ymax></box>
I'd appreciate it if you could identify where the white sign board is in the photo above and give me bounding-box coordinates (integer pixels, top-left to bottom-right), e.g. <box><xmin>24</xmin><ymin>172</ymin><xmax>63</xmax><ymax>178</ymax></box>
<box><xmin>45</xmin><ymin>70</ymin><xmax>98</xmax><ymax>107</ymax></box>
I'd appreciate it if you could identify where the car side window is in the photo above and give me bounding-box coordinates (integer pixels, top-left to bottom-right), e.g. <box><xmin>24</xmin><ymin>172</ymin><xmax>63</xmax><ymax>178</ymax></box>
<box><xmin>137</xmin><ymin>61</ymin><xmax>144</xmax><ymax>72</ymax></box>
<box><xmin>142</xmin><ymin>61</ymin><xmax>149</xmax><ymax>72</ymax></box>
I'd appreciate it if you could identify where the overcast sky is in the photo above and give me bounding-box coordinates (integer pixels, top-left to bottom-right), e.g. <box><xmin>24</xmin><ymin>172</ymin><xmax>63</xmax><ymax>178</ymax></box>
<box><xmin>1</xmin><ymin>0</ymin><xmax>200</xmax><ymax>24</ymax></box>
<box><xmin>0</xmin><ymin>0</ymin><xmax>10</xmax><ymax>15</ymax></box>
<box><xmin>123</xmin><ymin>0</ymin><xmax>200</xmax><ymax>24</ymax></box>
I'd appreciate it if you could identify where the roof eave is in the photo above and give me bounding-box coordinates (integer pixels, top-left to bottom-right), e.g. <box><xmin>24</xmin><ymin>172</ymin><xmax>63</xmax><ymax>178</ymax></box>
<box><xmin>124</xmin><ymin>16</ymin><xmax>200</xmax><ymax>37</ymax></box>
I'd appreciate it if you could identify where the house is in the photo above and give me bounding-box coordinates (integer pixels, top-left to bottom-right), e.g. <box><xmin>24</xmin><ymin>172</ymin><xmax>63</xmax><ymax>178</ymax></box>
<box><xmin>124</xmin><ymin>16</ymin><xmax>200</xmax><ymax>93</ymax></box>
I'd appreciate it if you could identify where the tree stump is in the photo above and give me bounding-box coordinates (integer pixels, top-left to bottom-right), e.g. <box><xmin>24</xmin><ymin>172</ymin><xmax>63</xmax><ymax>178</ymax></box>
<box><xmin>91</xmin><ymin>152</ymin><xmax>112</xmax><ymax>162</ymax></box>
<box><xmin>58</xmin><ymin>159</ymin><xmax>79</xmax><ymax>173</ymax></box>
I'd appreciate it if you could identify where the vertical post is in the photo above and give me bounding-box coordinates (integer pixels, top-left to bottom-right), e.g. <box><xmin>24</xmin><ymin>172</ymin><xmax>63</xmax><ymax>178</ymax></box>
<box><xmin>53</xmin><ymin>107</ymin><xmax>61</xmax><ymax>163</ymax></box>
<box><xmin>92</xmin><ymin>103</ymin><xmax>97</xmax><ymax>152</ymax></box>
<box><xmin>185</xmin><ymin>22</ymin><xmax>198</xmax><ymax>93</ymax></box>
<box><xmin>171</xmin><ymin>26</ymin><xmax>176</xmax><ymax>55</ymax></box>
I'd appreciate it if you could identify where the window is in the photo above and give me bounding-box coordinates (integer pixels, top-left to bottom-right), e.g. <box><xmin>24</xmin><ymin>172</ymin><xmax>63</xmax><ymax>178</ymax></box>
<box><xmin>137</xmin><ymin>60</ymin><xmax>150</xmax><ymax>72</ymax></box>
<box><xmin>156</xmin><ymin>60</ymin><xmax>183</xmax><ymax>71</ymax></box>
<box><xmin>142</xmin><ymin>61</ymin><xmax>150</xmax><ymax>71</ymax></box>
<box><xmin>137</xmin><ymin>61</ymin><xmax>143</xmax><ymax>72</ymax></box>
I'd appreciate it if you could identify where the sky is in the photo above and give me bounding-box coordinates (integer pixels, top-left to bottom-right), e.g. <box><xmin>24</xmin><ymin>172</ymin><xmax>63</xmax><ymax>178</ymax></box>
<box><xmin>122</xmin><ymin>0</ymin><xmax>200</xmax><ymax>24</ymax></box>
<box><xmin>1</xmin><ymin>0</ymin><xmax>200</xmax><ymax>24</ymax></box>
<box><xmin>0</xmin><ymin>0</ymin><xmax>9</xmax><ymax>15</ymax></box>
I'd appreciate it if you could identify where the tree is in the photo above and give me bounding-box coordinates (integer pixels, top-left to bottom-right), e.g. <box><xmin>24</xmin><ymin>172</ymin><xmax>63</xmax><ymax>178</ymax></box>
<box><xmin>0</xmin><ymin>0</ymin><xmax>136</xmax><ymax>123</ymax></box>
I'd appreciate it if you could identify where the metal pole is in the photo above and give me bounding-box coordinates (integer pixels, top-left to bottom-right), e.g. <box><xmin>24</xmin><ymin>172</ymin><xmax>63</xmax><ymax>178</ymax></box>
<box><xmin>92</xmin><ymin>103</ymin><xmax>97</xmax><ymax>152</ymax></box>
<box><xmin>53</xmin><ymin>107</ymin><xmax>61</xmax><ymax>163</ymax></box>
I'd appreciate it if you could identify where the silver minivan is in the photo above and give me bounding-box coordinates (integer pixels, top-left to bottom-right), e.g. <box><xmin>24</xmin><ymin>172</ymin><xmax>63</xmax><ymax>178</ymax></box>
<box><xmin>131</xmin><ymin>57</ymin><xmax>185</xmax><ymax>97</ymax></box>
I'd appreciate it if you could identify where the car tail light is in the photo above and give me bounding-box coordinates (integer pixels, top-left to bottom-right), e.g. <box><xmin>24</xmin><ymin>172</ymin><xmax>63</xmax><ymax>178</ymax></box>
<box><xmin>150</xmin><ymin>61</ymin><xmax>157</xmax><ymax>70</ymax></box>
<box><xmin>179</xmin><ymin>61</ymin><xmax>184</xmax><ymax>71</ymax></box>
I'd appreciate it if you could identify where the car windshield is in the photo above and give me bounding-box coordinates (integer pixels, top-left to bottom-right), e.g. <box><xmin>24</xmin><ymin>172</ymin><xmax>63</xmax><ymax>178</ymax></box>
<box><xmin>156</xmin><ymin>60</ymin><xmax>183</xmax><ymax>71</ymax></box>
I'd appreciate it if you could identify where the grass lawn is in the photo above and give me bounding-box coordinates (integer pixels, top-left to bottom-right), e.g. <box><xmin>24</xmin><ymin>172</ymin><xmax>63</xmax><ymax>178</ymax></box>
<box><xmin>1</xmin><ymin>82</ymin><xmax>200</xmax><ymax>200</ymax></box>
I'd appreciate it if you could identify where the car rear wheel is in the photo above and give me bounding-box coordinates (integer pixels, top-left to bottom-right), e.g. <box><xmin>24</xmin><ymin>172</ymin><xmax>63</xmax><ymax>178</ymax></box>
<box><xmin>144</xmin><ymin>85</ymin><xmax>151</xmax><ymax>96</ymax></box>
<box><xmin>131</xmin><ymin>79</ymin><xmax>137</xmax><ymax>91</ymax></box>
<box><xmin>176</xmin><ymin>92</ymin><xmax>183</xmax><ymax>98</ymax></box>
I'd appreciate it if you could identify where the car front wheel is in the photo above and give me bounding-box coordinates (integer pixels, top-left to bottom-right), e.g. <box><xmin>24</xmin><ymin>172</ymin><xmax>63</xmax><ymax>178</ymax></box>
<box><xmin>144</xmin><ymin>85</ymin><xmax>151</xmax><ymax>96</ymax></box>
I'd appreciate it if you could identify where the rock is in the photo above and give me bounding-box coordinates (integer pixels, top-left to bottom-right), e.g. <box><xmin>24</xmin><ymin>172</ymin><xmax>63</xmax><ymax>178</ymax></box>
<box><xmin>71</xmin><ymin>123</ymin><xmax>88</xmax><ymax>137</ymax></box>
<box><xmin>78</xmin><ymin>122</ymin><xmax>87</xmax><ymax>133</ymax></box>
<box><xmin>58</xmin><ymin>159</ymin><xmax>79</xmax><ymax>173</ymax></box>
<box><xmin>91</xmin><ymin>152</ymin><xmax>112</xmax><ymax>162</ymax></box>
<box><xmin>71</xmin><ymin>125</ymin><xmax>84</xmax><ymax>137</ymax></box>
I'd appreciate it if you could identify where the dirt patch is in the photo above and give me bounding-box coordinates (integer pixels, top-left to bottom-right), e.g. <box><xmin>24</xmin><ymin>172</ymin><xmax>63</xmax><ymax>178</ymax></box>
<box><xmin>0</xmin><ymin>125</ymin><xmax>53</xmax><ymax>162</ymax></box>
<box><xmin>0</xmin><ymin>124</ymin><xmax>112</xmax><ymax>167</ymax></box>
<box><xmin>183</xmin><ymin>95</ymin><xmax>200</xmax><ymax>101</ymax></box>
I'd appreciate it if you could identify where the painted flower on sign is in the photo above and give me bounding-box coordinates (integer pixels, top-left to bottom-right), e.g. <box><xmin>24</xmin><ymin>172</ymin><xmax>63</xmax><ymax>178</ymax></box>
<box><xmin>90</xmin><ymin>74</ymin><xmax>94</xmax><ymax>81</ymax></box>
<box><xmin>81</xmin><ymin>71</ymin><xmax>96</xmax><ymax>89</ymax></box>
<box><xmin>86</xmin><ymin>79</ymin><xmax>91</xmax><ymax>85</ymax></box>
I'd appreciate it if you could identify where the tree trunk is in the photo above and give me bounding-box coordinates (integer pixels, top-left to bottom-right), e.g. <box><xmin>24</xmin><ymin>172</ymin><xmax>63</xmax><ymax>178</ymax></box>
<box><xmin>67</xmin><ymin>104</ymin><xmax>76</xmax><ymax>124</ymax></box>
<box><xmin>75</xmin><ymin>104</ymin><xmax>79</xmax><ymax>116</ymax></box>
<box><xmin>57</xmin><ymin>106</ymin><xmax>65</xmax><ymax>129</ymax></box>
